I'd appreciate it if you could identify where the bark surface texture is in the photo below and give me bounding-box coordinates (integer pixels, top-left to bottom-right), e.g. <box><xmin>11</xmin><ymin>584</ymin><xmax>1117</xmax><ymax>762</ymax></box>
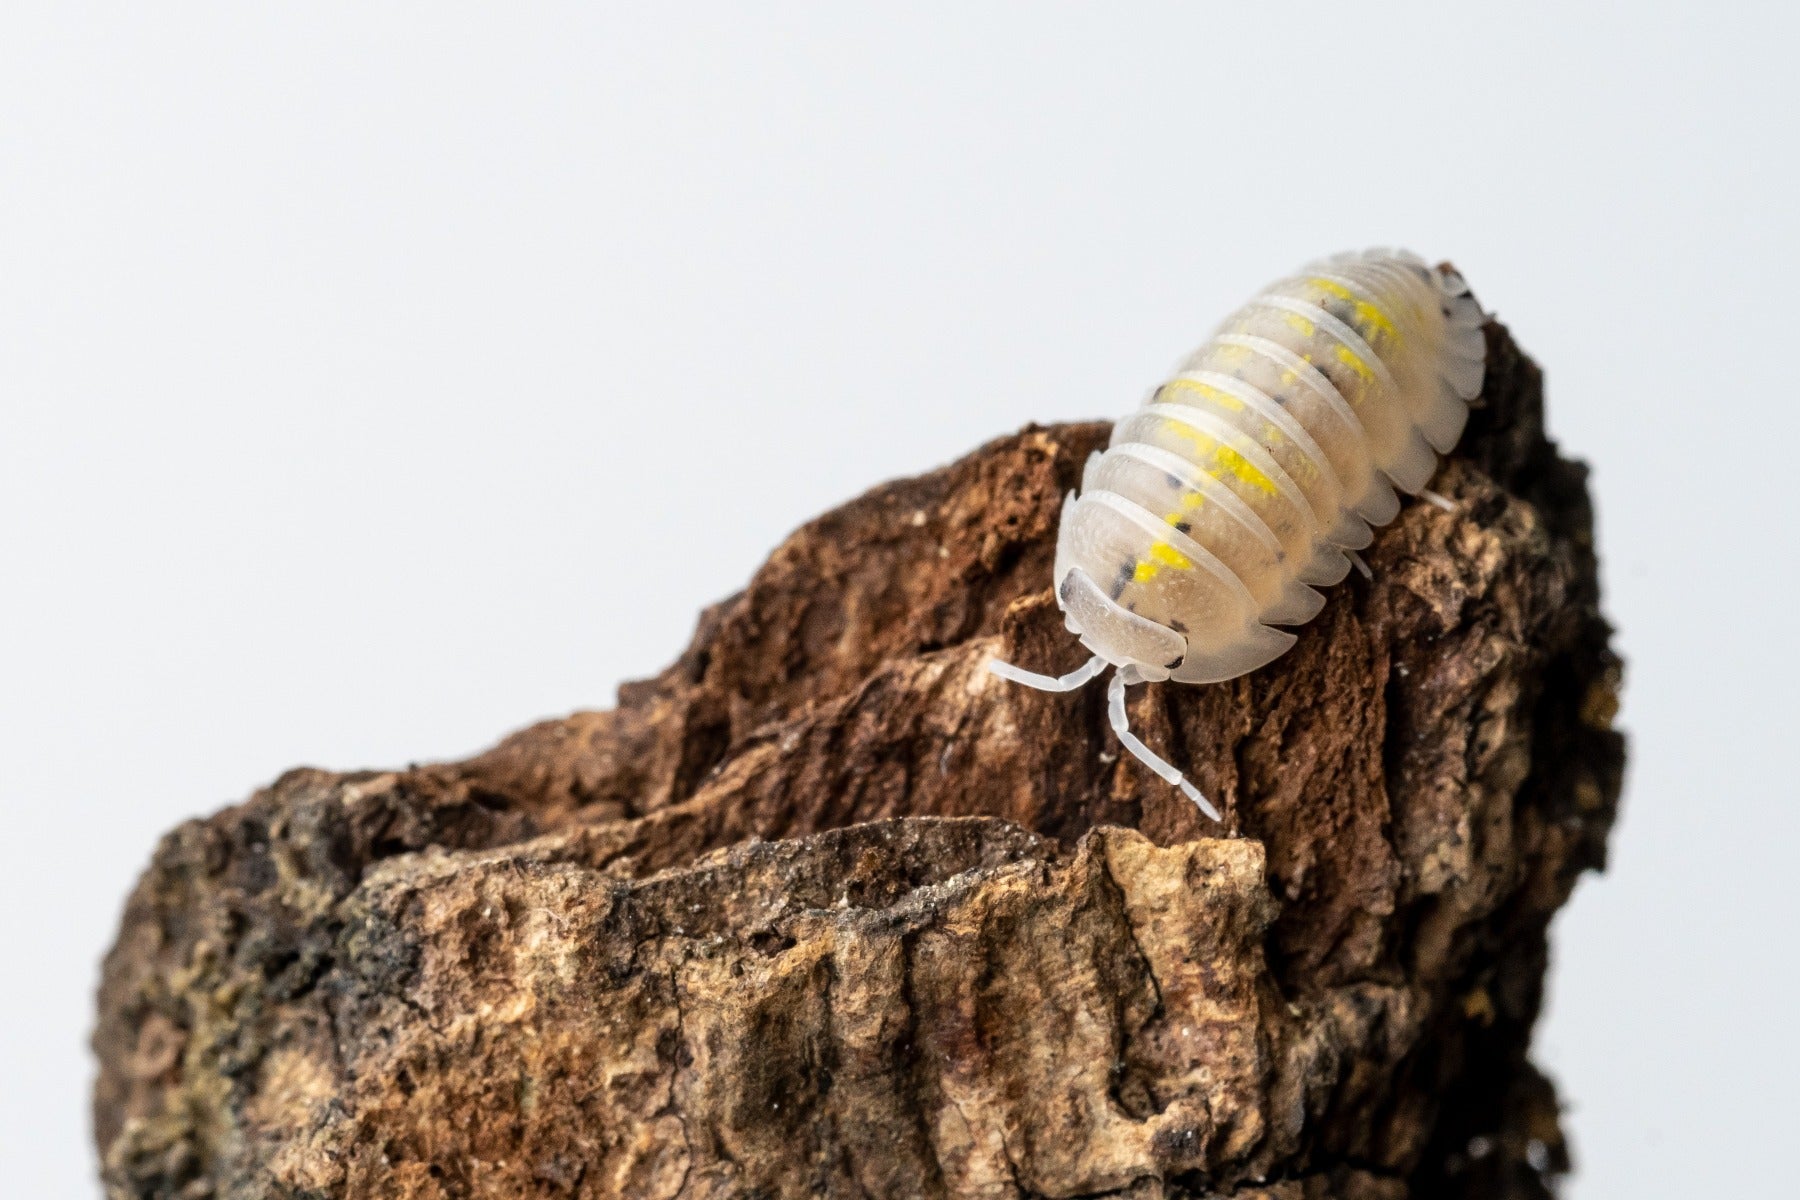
<box><xmin>94</xmin><ymin>313</ymin><xmax>1624</xmax><ymax>1200</ymax></box>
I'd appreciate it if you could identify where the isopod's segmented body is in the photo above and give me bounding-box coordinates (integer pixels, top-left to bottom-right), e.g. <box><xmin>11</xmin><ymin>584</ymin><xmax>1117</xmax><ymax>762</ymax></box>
<box><xmin>991</xmin><ymin>249</ymin><xmax>1486</xmax><ymax>817</ymax></box>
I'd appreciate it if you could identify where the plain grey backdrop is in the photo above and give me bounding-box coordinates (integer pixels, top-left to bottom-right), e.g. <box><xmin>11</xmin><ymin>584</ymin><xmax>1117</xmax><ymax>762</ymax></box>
<box><xmin>4</xmin><ymin>4</ymin><xmax>1795</xmax><ymax>1194</ymax></box>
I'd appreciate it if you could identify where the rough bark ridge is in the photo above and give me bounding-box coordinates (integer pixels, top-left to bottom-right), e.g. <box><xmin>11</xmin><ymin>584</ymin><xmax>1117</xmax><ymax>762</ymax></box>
<box><xmin>94</xmin><ymin>314</ymin><xmax>1623</xmax><ymax>1200</ymax></box>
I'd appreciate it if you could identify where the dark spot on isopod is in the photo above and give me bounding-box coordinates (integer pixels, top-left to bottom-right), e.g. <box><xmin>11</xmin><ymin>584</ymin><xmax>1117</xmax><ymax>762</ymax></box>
<box><xmin>1111</xmin><ymin>562</ymin><xmax>1133</xmax><ymax>600</ymax></box>
<box><xmin>1174</xmin><ymin>521</ymin><xmax>1192</xmax><ymax>534</ymax></box>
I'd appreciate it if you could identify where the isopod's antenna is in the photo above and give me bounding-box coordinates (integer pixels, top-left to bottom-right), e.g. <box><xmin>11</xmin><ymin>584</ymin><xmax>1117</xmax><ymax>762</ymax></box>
<box><xmin>986</xmin><ymin>653</ymin><xmax>1219</xmax><ymax>822</ymax></box>
<box><xmin>1106</xmin><ymin>666</ymin><xmax>1220</xmax><ymax>821</ymax></box>
<box><xmin>987</xmin><ymin>653</ymin><xmax>1107</xmax><ymax>693</ymax></box>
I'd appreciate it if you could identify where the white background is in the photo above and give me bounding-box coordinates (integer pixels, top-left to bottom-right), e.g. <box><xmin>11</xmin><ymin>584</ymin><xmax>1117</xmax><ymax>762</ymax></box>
<box><xmin>3</xmin><ymin>5</ymin><xmax>1794</xmax><ymax>1195</ymax></box>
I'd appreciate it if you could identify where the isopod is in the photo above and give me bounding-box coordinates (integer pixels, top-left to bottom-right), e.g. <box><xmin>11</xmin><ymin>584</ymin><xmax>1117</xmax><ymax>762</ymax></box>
<box><xmin>989</xmin><ymin>248</ymin><xmax>1487</xmax><ymax>818</ymax></box>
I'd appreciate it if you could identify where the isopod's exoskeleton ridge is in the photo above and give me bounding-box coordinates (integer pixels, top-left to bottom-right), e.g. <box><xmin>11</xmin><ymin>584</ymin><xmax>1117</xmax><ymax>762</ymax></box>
<box><xmin>990</xmin><ymin>248</ymin><xmax>1488</xmax><ymax>819</ymax></box>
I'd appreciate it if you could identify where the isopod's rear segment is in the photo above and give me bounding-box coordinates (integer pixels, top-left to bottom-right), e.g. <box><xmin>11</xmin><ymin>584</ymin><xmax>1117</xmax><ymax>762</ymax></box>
<box><xmin>990</xmin><ymin>249</ymin><xmax>1487</xmax><ymax>817</ymax></box>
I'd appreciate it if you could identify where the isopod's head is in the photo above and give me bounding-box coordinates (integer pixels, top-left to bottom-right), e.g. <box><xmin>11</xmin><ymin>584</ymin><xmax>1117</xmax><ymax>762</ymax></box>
<box><xmin>1048</xmin><ymin>484</ymin><xmax>1186</xmax><ymax>682</ymax></box>
<box><xmin>1050</xmin><ymin>485</ymin><xmax>1298</xmax><ymax>687</ymax></box>
<box><xmin>1055</xmin><ymin>566</ymin><xmax>1186</xmax><ymax>682</ymax></box>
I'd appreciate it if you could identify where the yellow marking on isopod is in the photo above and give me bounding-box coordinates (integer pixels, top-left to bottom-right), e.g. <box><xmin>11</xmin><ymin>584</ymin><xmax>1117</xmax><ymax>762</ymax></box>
<box><xmin>1150</xmin><ymin>542</ymin><xmax>1190</xmax><ymax>568</ymax></box>
<box><xmin>1354</xmin><ymin>300</ymin><xmax>1398</xmax><ymax>341</ymax></box>
<box><xmin>1211</xmin><ymin>446</ymin><xmax>1277</xmax><ymax>496</ymax></box>
<box><xmin>1307</xmin><ymin>276</ymin><xmax>1399</xmax><ymax>342</ymax></box>
<box><xmin>1165</xmin><ymin>422</ymin><xmax>1279</xmax><ymax>497</ymax></box>
<box><xmin>1334</xmin><ymin>344</ymin><xmax>1375</xmax><ymax>383</ymax></box>
<box><xmin>1160</xmin><ymin>489</ymin><xmax>1206</xmax><ymax>530</ymax></box>
<box><xmin>1163</xmin><ymin>377</ymin><xmax>1243</xmax><ymax>411</ymax></box>
<box><xmin>1282</xmin><ymin>311</ymin><xmax>1316</xmax><ymax>338</ymax></box>
<box><xmin>1133</xmin><ymin>540</ymin><xmax>1193</xmax><ymax>583</ymax></box>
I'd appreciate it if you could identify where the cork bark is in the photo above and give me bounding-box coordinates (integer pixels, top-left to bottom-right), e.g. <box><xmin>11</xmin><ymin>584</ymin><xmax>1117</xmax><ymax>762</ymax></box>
<box><xmin>93</xmin><ymin>311</ymin><xmax>1623</xmax><ymax>1200</ymax></box>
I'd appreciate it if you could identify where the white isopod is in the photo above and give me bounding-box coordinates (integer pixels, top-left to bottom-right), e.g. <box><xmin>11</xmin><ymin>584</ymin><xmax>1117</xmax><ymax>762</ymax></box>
<box><xmin>989</xmin><ymin>248</ymin><xmax>1487</xmax><ymax>819</ymax></box>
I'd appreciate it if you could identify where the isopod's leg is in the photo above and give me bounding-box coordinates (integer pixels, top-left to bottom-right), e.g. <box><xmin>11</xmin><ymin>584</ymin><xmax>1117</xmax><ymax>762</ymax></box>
<box><xmin>1106</xmin><ymin>668</ymin><xmax>1220</xmax><ymax>821</ymax></box>
<box><xmin>987</xmin><ymin>652</ymin><xmax>1107</xmax><ymax>693</ymax></box>
<box><xmin>1347</xmin><ymin>549</ymin><xmax>1373</xmax><ymax>580</ymax></box>
<box><xmin>1418</xmin><ymin>488</ymin><xmax>1457</xmax><ymax>513</ymax></box>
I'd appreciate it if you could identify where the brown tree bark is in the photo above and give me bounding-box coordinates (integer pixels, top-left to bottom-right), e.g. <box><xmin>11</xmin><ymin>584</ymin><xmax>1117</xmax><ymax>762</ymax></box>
<box><xmin>93</xmin><ymin>311</ymin><xmax>1623</xmax><ymax>1199</ymax></box>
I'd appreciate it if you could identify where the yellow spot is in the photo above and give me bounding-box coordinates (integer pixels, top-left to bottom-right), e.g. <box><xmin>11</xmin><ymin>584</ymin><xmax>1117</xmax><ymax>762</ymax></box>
<box><xmin>1133</xmin><ymin>539</ymin><xmax>1193</xmax><ymax>583</ymax></box>
<box><xmin>1211</xmin><ymin>446</ymin><xmax>1276</xmax><ymax>495</ymax></box>
<box><xmin>1282</xmin><ymin>311</ymin><xmax>1315</xmax><ymax>338</ymax></box>
<box><xmin>1164</xmin><ymin>377</ymin><xmax>1243</xmax><ymax>411</ymax></box>
<box><xmin>1334</xmin><ymin>344</ymin><xmax>1375</xmax><ymax>382</ymax></box>
<box><xmin>1165</xmin><ymin>420</ymin><xmax>1280</xmax><ymax>497</ymax></box>
<box><xmin>1309</xmin><ymin>276</ymin><xmax>1354</xmax><ymax>302</ymax></box>
<box><xmin>1307</xmin><ymin>276</ymin><xmax>1399</xmax><ymax>342</ymax></box>
<box><xmin>1354</xmin><ymin>299</ymin><xmax>1399</xmax><ymax>341</ymax></box>
<box><xmin>1150</xmin><ymin>542</ymin><xmax>1190</xmax><ymax>568</ymax></box>
<box><xmin>1163</xmin><ymin>489</ymin><xmax>1205</xmax><ymax>528</ymax></box>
